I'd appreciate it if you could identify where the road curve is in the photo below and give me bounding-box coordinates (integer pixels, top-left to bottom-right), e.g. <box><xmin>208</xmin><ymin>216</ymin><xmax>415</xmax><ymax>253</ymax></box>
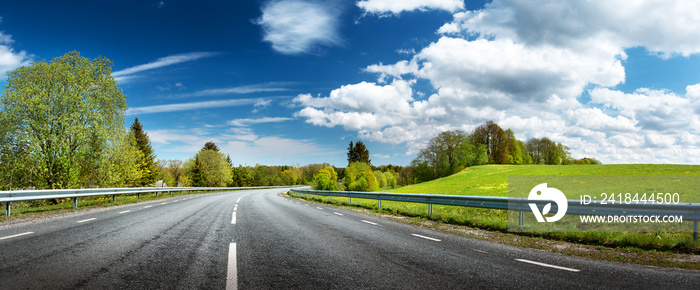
<box><xmin>0</xmin><ymin>188</ymin><xmax>697</xmax><ymax>289</ymax></box>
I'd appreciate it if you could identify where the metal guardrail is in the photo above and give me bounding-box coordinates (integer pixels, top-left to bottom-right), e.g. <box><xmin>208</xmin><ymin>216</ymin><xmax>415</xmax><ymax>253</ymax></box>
<box><xmin>289</xmin><ymin>188</ymin><xmax>700</xmax><ymax>242</ymax></box>
<box><xmin>1</xmin><ymin>185</ymin><xmax>301</xmax><ymax>216</ymax></box>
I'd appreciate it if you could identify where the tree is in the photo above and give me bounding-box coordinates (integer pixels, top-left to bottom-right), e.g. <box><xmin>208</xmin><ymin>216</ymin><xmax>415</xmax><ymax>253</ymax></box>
<box><xmin>471</xmin><ymin>121</ymin><xmax>510</xmax><ymax>164</ymax></box>
<box><xmin>94</xmin><ymin>131</ymin><xmax>142</xmax><ymax>188</ymax></box>
<box><xmin>524</xmin><ymin>137</ymin><xmax>572</xmax><ymax>165</ymax></box>
<box><xmin>129</xmin><ymin>117</ymin><xmax>158</xmax><ymax>186</ymax></box>
<box><xmin>185</xmin><ymin>147</ymin><xmax>232</xmax><ymax>187</ymax></box>
<box><xmin>197</xmin><ymin>149</ymin><xmax>232</xmax><ymax>187</ymax></box>
<box><xmin>189</xmin><ymin>156</ymin><xmax>205</xmax><ymax>187</ymax></box>
<box><xmin>313</xmin><ymin>167</ymin><xmax>338</xmax><ymax>190</ymax></box>
<box><xmin>203</xmin><ymin>141</ymin><xmax>219</xmax><ymax>152</ymax></box>
<box><xmin>413</xmin><ymin>130</ymin><xmax>469</xmax><ymax>180</ymax></box>
<box><xmin>347</xmin><ymin>141</ymin><xmax>371</xmax><ymax>165</ymax></box>
<box><xmin>344</xmin><ymin>162</ymin><xmax>377</xmax><ymax>192</ymax></box>
<box><xmin>0</xmin><ymin>51</ymin><xmax>127</xmax><ymax>189</ymax></box>
<box><xmin>505</xmin><ymin>129</ymin><xmax>523</xmax><ymax>164</ymax></box>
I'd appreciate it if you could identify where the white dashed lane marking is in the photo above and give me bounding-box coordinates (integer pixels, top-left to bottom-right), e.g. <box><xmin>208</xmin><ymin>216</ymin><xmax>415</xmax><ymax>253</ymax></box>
<box><xmin>0</xmin><ymin>232</ymin><xmax>34</xmax><ymax>240</ymax></box>
<box><xmin>226</xmin><ymin>243</ymin><xmax>237</xmax><ymax>290</ymax></box>
<box><xmin>515</xmin><ymin>259</ymin><xmax>581</xmax><ymax>272</ymax></box>
<box><xmin>411</xmin><ymin>233</ymin><xmax>441</xmax><ymax>242</ymax></box>
<box><xmin>361</xmin><ymin>220</ymin><xmax>379</xmax><ymax>226</ymax></box>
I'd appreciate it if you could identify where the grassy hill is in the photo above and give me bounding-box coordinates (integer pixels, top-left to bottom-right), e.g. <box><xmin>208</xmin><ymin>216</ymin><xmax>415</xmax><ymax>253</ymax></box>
<box><xmin>390</xmin><ymin>164</ymin><xmax>700</xmax><ymax>196</ymax></box>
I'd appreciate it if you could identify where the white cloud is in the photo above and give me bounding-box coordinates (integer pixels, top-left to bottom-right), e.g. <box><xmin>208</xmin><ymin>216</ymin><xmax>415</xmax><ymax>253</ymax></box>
<box><xmin>590</xmin><ymin>87</ymin><xmax>696</xmax><ymax>132</ymax></box>
<box><xmin>294</xmin><ymin>79</ymin><xmax>416</xmax><ymax>131</ymax></box>
<box><xmin>0</xmin><ymin>30</ymin><xmax>31</xmax><ymax>78</ymax></box>
<box><xmin>227</xmin><ymin>117</ymin><xmax>293</xmax><ymax>127</ymax></box>
<box><xmin>567</xmin><ymin>108</ymin><xmax>638</xmax><ymax>132</ymax></box>
<box><xmin>358</xmin><ymin>0</ymin><xmax>464</xmax><ymax>15</ymax></box>
<box><xmin>112</xmin><ymin>52</ymin><xmax>218</xmax><ymax>81</ymax></box>
<box><xmin>255</xmin><ymin>0</ymin><xmax>342</xmax><ymax>55</ymax></box>
<box><xmin>294</xmin><ymin>0</ymin><xmax>700</xmax><ymax>164</ymax></box>
<box><xmin>174</xmin><ymin>83</ymin><xmax>290</xmax><ymax>98</ymax></box>
<box><xmin>126</xmin><ymin>98</ymin><xmax>259</xmax><ymax>115</ymax></box>
<box><xmin>439</xmin><ymin>0</ymin><xmax>700</xmax><ymax>58</ymax></box>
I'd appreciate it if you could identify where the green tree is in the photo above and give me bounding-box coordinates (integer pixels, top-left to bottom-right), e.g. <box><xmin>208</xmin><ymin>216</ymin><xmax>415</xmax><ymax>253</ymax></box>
<box><xmin>374</xmin><ymin>170</ymin><xmax>387</xmax><ymax>188</ymax></box>
<box><xmin>505</xmin><ymin>129</ymin><xmax>523</xmax><ymax>164</ymax></box>
<box><xmin>471</xmin><ymin>121</ymin><xmax>510</xmax><ymax>164</ymax></box>
<box><xmin>129</xmin><ymin>117</ymin><xmax>158</xmax><ymax>186</ymax></box>
<box><xmin>188</xmin><ymin>155</ymin><xmax>205</xmax><ymax>187</ymax></box>
<box><xmin>344</xmin><ymin>162</ymin><xmax>378</xmax><ymax>192</ymax></box>
<box><xmin>383</xmin><ymin>171</ymin><xmax>397</xmax><ymax>188</ymax></box>
<box><xmin>0</xmin><ymin>51</ymin><xmax>127</xmax><ymax>189</ymax></box>
<box><xmin>94</xmin><ymin>131</ymin><xmax>142</xmax><ymax>188</ymax></box>
<box><xmin>413</xmin><ymin>130</ymin><xmax>469</xmax><ymax>179</ymax></box>
<box><xmin>185</xmin><ymin>148</ymin><xmax>231</xmax><ymax>187</ymax></box>
<box><xmin>313</xmin><ymin>166</ymin><xmax>338</xmax><ymax>190</ymax></box>
<box><xmin>231</xmin><ymin>165</ymin><xmax>254</xmax><ymax>187</ymax></box>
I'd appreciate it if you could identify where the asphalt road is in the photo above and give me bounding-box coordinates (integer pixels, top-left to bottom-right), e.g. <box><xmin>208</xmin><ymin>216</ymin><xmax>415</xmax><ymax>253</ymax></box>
<box><xmin>0</xmin><ymin>188</ymin><xmax>698</xmax><ymax>289</ymax></box>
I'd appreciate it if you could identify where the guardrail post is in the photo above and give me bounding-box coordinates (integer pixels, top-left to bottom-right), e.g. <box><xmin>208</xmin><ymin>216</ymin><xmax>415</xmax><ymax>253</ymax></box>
<box><xmin>112</xmin><ymin>195</ymin><xmax>116</xmax><ymax>202</ymax></box>
<box><xmin>694</xmin><ymin>221</ymin><xmax>698</xmax><ymax>242</ymax></box>
<box><xmin>329</xmin><ymin>196</ymin><xmax>332</xmax><ymax>202</ymax></box>
<box><xmin>519</xmin><ymin>211</ymin><xmax>524</xmax><ymax>226</ymax></box>
<box><xmin>5</xmin><ymin>202</ymin><xmax>10</xmax><ymax>217</ymax></box>
<box><xmin>349</xmin><ymin>197</ymin><xmax>352</xmax><ymax>204</ymax></box>
<box><xmin>429</xmin><ymin>203</ymin><xmax>432</xmax><ymax>215</ymax></box>
<box><xmin>73</xmin><ymin>197</ymin><xmax>78</xmax><ymax>209</ymax></box>
<box><xmin>138</xmin><ymin>193</ymin><xmax>141</xmax><ymax>200</ymax></box>
<box><xmin>378</xmin><ymin>199</ymin><xmax>382</xmax><ymax>209</ymax></box>
<box><xmin>156</xmin><ymin>192</ymin><xmax>159</xmax><ymax>197</ymax></box>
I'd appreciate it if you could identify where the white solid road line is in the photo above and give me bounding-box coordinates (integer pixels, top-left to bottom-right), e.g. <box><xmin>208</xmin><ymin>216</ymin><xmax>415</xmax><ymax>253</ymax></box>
<box><xmin>77</xmin><ymin>218</ymin><xmax>97</xmax><ymax>223</ymax></box>
<box><xmin>0</xmin><ymin>232</ymin><xmax>34</xmax><ymax>240</ymax></box>
<box><xmin>333</xmin><ymin>212</ymin><xmax>343</xmax><ymax>216</ymax></box>
<box><xmin>411</xmin><ymin>233</ymin><xmax>441</xmax><ymax>242</ymax></box>
<box><xmin>118</xmin><ymin>210</ymin><xmax>131</xmax><ymax>214</ymax></box>
<box><xmin>226</xmin><ymin>243</ymin><xmax>237</xmax><ymax>290</ymax></box>
<box><xmin>361</xmin><ymin>220</ymin><xmax>379</xmax><ymax>226</ymax></box>
<box><xmin>515</xmin><ymin>259</ymin><xmax>581</xmax><ymax>272</ymax></box>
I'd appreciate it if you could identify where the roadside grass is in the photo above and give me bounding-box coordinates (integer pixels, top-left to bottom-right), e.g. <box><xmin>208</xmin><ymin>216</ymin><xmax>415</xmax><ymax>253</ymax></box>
<box><xmin>291</xmin><ymin>164</ymin><xmax>700</xmax><ymax>265</ymax></box>
<box><xmin>0</xmin><ymin>190</ymin><xmax>211</xmax><ymax>223</ymax></box>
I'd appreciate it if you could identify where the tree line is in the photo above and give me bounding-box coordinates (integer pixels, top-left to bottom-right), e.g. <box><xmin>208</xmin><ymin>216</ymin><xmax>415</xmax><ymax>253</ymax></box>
<box><xmin>409</xmin><ymin>121</ymin><xmax>600</xmax><ymax>183</ymax></box>
<box><xmin>155</xmin><ymin>140</ymin><xmax>324</xmax><ymax>188</ymax></box>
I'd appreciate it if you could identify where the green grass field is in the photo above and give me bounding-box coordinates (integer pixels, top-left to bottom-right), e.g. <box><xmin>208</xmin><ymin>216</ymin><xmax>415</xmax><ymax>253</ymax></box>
<box><xmin>301</xmin><ymin>164</ymin><xmax>700</xmax><ymax>253</ymax></box>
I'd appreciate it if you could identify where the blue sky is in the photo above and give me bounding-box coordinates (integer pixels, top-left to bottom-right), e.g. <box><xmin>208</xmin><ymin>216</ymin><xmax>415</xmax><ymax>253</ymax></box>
<box><xmin>2</xmin><ymin>0</ymin><xmax>700</xmax><ymax>166</ymax></box>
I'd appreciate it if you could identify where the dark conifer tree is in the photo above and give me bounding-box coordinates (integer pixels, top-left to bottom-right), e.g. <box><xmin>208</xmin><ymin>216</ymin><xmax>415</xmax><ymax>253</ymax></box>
<box><xmin>129</xmin><ymin>117</ymin><xmax>158</xmax><ymax>186</ymax></box>
<box><xmin>347</xmin><ymin>141</ymin><xmax>371</xmax><ymax>166</ymax></box>
<box><xmin>203</xmin><ymin>141</ymin><xmax>220</xmax><ymax>152</ymax></box>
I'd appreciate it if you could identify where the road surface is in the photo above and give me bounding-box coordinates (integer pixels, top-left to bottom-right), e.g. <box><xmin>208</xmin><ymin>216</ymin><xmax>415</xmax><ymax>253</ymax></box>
<box><xmin>0</xmin><ymin>188</ymin><xmax>698</xmax><ymax>289</ymax></box>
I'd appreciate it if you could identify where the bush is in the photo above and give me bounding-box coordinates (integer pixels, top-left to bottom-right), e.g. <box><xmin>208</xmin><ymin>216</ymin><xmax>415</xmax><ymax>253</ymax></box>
<box><xmin>344</xmin><ymin>162</ymin><xmax>378</xmax><ymax>192</ymax></box>
<box><xmin>313</xmin><ymin>167</ymin><xmax>338</xmax><ymax>190</ymax></box>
